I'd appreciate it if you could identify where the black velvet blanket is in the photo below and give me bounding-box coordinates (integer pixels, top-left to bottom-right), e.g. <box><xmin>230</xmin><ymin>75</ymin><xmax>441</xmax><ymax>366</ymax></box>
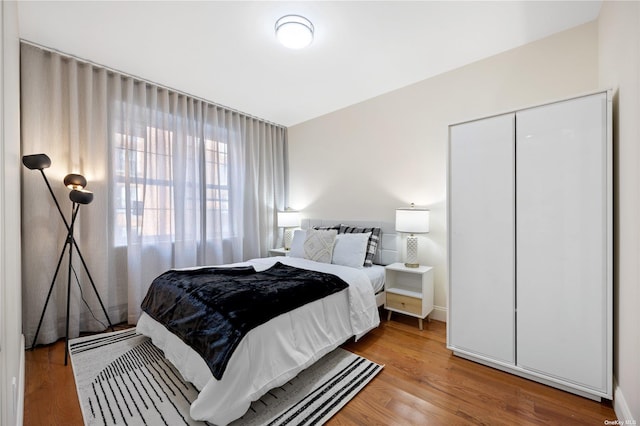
<box><xmin>140</xmin><ymin>262</ymin><xmax>349</xmax><ymax>380</ymax></box>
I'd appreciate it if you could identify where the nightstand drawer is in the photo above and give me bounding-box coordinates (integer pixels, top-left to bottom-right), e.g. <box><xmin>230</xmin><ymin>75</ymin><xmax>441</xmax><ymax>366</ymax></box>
<box><xmin>386</xmin><ymin>292</ymin><xmax>422</xmax><ymax>315</ymax></box>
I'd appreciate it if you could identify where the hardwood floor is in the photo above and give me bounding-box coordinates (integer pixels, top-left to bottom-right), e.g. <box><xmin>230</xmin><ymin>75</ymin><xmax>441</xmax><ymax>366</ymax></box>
<box><xmin>24</xmin><ymin>315</ymin><xmax>615</xmax><ymax>425</ymax></box>
<box><xmin>339</xmin><ymin>316</ymin><xmax>615</xmax><ymax>425</ymax></box>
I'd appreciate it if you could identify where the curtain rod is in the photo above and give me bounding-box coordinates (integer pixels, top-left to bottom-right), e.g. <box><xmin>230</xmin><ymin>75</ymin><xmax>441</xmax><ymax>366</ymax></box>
<box><xmin>20</xmin><ymin>39</ymin><xmax>286</xmax><ymax>129</ymax></box>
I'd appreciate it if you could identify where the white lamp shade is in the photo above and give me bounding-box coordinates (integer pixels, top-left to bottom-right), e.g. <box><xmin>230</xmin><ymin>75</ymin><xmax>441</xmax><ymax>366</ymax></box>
<box><xmin>396</xmin><ymin>208</ymin><xmax>429</xmax><ymax>233</ymax></box>
<box><xmin>277</xmin><ymin>210</ymin><xmax>301</xmax><ymax>228</ymax></box>
<box><xmin>275</xmin><ymin>15</ymin><xmax>314</xmax><ymax>49</ymax></box>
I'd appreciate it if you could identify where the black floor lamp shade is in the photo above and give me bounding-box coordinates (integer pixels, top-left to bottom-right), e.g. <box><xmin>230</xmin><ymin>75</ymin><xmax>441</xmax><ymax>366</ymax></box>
<box><xmin>64</xmin><ymin>173</ymin><xmax>87</xmax><ymax>190</ymax></box>
<box><xmin>70</xmin><ymin>189</ymin><xmax>93</xmax><ymax>205</ymax></box>
<box><xmin>22</xmin><ymin>153</ymin><xmax>51</xmax><ymax>170</ymax></box>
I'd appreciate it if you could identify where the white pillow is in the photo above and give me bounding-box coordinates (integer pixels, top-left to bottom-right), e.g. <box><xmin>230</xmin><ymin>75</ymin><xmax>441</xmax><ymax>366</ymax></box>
<box><xmin>332</xmin><ymin>232</ymin><xmax>371</xmax><ymax>268</ymax></box>
<box><xmin>303</xmin><ymin>229</ymin><xmax>337</xmax><ymax>263</ymax></box>
<box><xmin>289</xmin><ymin>229</ymin><xmax>307</xmax><ymax>258</ymax></box>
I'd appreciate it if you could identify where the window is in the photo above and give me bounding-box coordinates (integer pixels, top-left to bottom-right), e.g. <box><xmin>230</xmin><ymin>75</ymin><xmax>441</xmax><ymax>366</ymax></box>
<box><xmin>203</xmin><ymin>138</ymin><xmax>230</xmax><ymax>239</ymax></box>
<box><xmin>113</xmin><ymin>124</ymin><xmax>229</xmax><ymax>246</ymax></box>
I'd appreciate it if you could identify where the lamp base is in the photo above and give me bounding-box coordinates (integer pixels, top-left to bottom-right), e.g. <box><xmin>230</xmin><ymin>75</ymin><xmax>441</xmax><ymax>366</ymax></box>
<box><xmin>405</xmin><ymin>234</ymin><xmax>419</xmax><ymax>268</ymax></box>
<box><xmin>283</xmin><ymin>228</ymin><xmax>294</xmax><ymax>250</ymax></box>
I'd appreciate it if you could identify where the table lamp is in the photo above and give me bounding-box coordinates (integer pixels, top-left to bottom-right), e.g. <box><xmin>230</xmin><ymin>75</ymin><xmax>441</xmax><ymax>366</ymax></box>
<box><xmin>277</xmin><ymin>209</ymin><xmax>301</xmax><ymax>250</ymax></box>
<box><xmin>396</xmin><ymin>203</ymin><xmax>430</xmax><ymax>267</ymax></box>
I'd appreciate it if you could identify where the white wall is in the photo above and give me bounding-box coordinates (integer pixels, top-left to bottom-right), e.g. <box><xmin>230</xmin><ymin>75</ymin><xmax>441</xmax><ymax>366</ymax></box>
<box><xmin>0</xmin><ymin>0</ymin><xmax>24</xmax><ymax>425</ymax></box>
<box><xmin>598</xmin><ymin>1</ymin><xmax>640</xmax><ymax>422</ymax></box>
<box><xmin>289</xmin><ymin>22</ymin><xmax>599</xmax><ymax>321</ymax></box>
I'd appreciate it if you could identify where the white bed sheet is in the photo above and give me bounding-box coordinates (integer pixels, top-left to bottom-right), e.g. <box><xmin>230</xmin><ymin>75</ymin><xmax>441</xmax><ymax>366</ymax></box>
<box><xmin>362</xmin><ymin>264</ymin><xmax>385</xmax><ymax>293</ymax></box>
<box><xmin>136</xmin><ymin>256</ymin><xmax>380</xmax><ymax>426</ymax></box>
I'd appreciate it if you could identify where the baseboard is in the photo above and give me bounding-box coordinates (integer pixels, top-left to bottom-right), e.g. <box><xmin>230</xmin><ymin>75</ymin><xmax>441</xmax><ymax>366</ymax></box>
<box><xmin>430</xmin><ymin>305</ymin><xmax>447</xmax><ymax>322</ymax></box>
<box><xmin>613</xmin><ymin>377</ymin><xmax>635</xmax><ymax>422</ymax></box>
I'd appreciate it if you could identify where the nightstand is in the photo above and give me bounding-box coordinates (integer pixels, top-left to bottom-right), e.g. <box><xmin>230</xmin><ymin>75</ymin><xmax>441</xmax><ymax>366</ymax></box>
<box><xmin>385</xmin><ymin>262</ymin><xmax>434</xmax><ymax>330</ymax></box>
<box><xmin>268</xmin><ymin>247</ymin><xmax>289</xmax><ymax>257</ymax></box>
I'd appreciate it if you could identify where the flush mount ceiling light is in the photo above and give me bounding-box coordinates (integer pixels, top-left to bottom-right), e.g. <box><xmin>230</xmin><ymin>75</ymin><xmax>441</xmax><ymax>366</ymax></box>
<box><xmin>275</xmin><ymin>15</ymin><xmax>314</xmax><ymax>49</ymax></box>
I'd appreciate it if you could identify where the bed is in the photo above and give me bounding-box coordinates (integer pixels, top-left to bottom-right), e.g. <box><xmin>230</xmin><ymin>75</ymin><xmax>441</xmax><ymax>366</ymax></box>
<box><xmin>136</xmin><ymin>220</ymin><xmax>399</xmax><ymax>425</ymax></box>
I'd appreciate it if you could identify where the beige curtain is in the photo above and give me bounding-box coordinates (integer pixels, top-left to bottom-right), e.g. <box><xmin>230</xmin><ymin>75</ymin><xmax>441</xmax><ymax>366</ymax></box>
<box><xmin>21</xmin><ymin>43</ymin><xmax>288</xmax><ymax>344</ymax></box>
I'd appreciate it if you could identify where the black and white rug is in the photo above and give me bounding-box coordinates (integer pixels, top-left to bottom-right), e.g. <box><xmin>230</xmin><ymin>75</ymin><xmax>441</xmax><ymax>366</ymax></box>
<box><xmin>69</xmin><ymin>329</ymin><xmax>382</xmax><ymax>426</ymax></box>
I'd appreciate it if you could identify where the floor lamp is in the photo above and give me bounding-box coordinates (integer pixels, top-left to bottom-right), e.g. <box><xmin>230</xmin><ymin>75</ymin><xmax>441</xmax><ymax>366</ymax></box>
<box><xmin>23</xmin><ymin>153</ymin><xmax>114</xmax><ymax>365</ymax></box>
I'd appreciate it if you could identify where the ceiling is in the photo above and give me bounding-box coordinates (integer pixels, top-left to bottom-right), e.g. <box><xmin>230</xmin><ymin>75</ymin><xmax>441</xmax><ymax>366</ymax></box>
<box><xmin>17</xmin><ymin>1</ymin><xmax>602</xmax><ymax>127</ymax></box>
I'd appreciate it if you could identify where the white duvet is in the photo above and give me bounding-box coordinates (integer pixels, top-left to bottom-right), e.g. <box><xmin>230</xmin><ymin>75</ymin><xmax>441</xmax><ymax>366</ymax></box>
<box><xmin>136</xmin><ymin>256</ymin><xmax>380</xmax><ymax>425</ymax></box>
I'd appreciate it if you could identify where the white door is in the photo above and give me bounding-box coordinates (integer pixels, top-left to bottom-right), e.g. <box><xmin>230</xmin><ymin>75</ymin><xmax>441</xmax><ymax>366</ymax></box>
<box><xmin>448</xmin><ymin>113</ymin><xmax>515</xmax><ymax>364</ymax></box>
<box><xmin>516</xmin><ymin>93</ymin><xmax>609</xmax><ymax>391</ymax></box>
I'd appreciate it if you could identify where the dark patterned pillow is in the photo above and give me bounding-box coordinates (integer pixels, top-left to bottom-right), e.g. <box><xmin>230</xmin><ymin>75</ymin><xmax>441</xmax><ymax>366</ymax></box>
<box><xmin>338</xmin><ymin>225</ymin><xmax>381</xmax><ymax>267</ymax></box>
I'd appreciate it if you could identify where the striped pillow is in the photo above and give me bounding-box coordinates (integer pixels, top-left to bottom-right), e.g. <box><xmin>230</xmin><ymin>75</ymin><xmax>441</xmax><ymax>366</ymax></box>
<box><xmin>338</xmin><ymin>225</ymin><xmax>381</xmax><ymax>267</ymax></box>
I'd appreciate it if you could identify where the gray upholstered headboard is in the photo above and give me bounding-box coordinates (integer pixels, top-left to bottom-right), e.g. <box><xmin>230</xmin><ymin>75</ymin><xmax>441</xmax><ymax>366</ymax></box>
<box><xmin>301</xmin><ymin>219</ymin><xmax>400</xmax><ymax>266</ymax></box>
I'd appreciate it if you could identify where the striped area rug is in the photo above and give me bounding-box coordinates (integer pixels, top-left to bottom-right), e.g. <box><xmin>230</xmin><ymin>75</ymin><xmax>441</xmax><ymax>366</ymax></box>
<box><xmin>69</xmin><ymin>329</ymin><xmax>382</xmax><ymax>425</ymax></box>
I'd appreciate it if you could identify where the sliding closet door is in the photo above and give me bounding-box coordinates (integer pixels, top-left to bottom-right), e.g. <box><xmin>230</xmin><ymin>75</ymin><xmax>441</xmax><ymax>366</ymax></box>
<box><xmin>448</xmin><ymin>114</ymin><xmax>515</xmax><ymax>364</ymax></box>
<box><xmin>516</xmin><ymin>93</ymin><xmax>609</xmax><ymax>392</ymax></box>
